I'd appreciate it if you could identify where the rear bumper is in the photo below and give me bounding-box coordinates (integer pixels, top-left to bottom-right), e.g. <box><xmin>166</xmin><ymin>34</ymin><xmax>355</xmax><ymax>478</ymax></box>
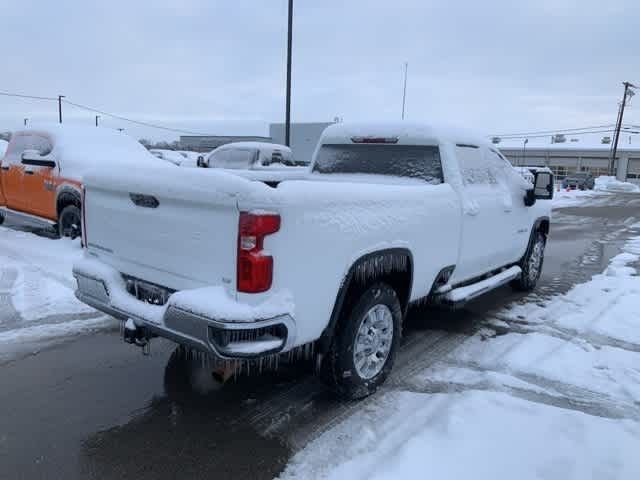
<box><xmin>73</xmin><ymin>258</ymin><xmax>296</xmax><ymax>359</ymax></box>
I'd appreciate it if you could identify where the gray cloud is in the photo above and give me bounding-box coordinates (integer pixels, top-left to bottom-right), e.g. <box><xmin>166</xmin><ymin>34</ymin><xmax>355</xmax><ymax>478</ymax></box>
<box><xmin>0</xmin><ymin>0</ymin><xmax>638</xmax><ymax>140</ymax></box>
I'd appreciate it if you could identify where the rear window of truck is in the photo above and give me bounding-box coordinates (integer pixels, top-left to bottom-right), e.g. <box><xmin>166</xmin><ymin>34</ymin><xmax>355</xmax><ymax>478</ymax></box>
<box><xmin>313</xmin><ymin>144</ymin><xmax>443</xmax><ymax>184</ymax></box>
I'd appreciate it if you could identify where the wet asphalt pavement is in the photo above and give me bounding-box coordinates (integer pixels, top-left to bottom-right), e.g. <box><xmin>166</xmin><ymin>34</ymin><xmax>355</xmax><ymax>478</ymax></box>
<box><xmin>1</xmin><ymin>194</ymin><xmax>639</xmax><ymax>480</ymax></box>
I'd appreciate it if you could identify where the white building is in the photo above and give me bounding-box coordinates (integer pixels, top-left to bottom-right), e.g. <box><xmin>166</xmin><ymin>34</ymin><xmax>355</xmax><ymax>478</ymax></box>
<box><xmin>497</xmin><ymin>136</ymin><xmax>640</xmax><ymax>184</ymax></box>
<box><xmin>269</xmin><ymin>122</ymin><xmax>333</xmax><ymax>164</ymax></box>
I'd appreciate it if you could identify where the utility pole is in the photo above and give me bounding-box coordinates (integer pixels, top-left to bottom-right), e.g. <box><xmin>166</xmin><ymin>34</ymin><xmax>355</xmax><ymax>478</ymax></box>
<box><xmin>23</xmin><ymin>118</ymin><xmax>28</xmax><ymax>127</ymax></box>
<box><xmin>58</xmin><ymin>95</ymin><xmax>65</xmax><ymax>124</ymax></box>
<box><xmin>609</xmin><ymin>81</ymin><xmax>636</xmax><ymax>176</ymax></box>
<box><xmin>284</xmin><ymin>0</ymin><xmax>293</xmax><ymax>147</ymax></box>
<box><xmin>401</xmin><ymin>62</ymin><xmax>408</xmax><ymax>120</ymax></box>
<box><xmin>95</xmin><ymin>115</ymin><xmax>100</xmax><ymax>127</ymax></box>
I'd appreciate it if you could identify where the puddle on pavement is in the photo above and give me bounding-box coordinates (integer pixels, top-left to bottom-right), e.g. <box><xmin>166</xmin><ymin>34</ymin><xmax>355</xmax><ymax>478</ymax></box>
<box><xmin>79</xmin><ymin>347</ymin><xmax>309</xmax><ymax>480</ymax></box>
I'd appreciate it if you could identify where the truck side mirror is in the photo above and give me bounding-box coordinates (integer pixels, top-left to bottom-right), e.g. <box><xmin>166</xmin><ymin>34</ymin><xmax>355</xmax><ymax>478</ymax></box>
<box><xmin>21</xmin><ymin>150</ymin><xmax>56</xmax><ymax>169</ymax></box>
<box><xmin>534</xmin><ymin>171</ymin><xmax>554</xmax><ymax>200</ymax></box>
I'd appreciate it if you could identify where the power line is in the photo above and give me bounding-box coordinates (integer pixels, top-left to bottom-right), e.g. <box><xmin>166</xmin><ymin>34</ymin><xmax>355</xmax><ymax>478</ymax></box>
<box><xmin>61</xmin><ymin>99</ymin><xmax>215</xmax><ymax>136</ymax></box>
<box><xmin>0</xmin><ymin>91</ymin><xmax>57</xmax><ymax>101</ymax></box>
<box><xmin>0</xmin><ymin>88</ymin><xmax>216</xmax><ymax>136</ymax></box>
<box><xmin>491</xmin><ymin>124</ymin><xmax>616</xmax><ymax>138</ymax></box>
<box><xmin>496</xmin><ymin>128</ymin><xmax>640</xmax><ymax>140</ymax></box>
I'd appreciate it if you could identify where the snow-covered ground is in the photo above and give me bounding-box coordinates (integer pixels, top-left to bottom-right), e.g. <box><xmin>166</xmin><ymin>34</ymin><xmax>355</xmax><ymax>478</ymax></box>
<box><xmin>552</xmin><ymin>176</ymin><xmax>640</xmax><ymax>209</ymax></box>
<box><xmin>552</xmin><ymin>186</ymin><xmax>610</xmax><ymax>208</ymax></box>
<box><xmin>0</xmin><ymin>226</ymin><xmax>113</xmax><ymax>361</ymax></box>
<box><xmin>280</xmin><ymin>226</ymin><xmax>640</xmax><ymax>479</ymax></box>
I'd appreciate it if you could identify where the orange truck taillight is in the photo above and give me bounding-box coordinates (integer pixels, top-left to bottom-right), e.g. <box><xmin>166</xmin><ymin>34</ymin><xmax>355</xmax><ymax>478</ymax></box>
<box><xmin>81</xmin><ymin>186</ymin><xmax>87</xmax><ymax>248</ymax></box>
<box><xmin>237</xmin><ymin>211</ymin><xmax>280</xmax><ymax>293</ymax></box>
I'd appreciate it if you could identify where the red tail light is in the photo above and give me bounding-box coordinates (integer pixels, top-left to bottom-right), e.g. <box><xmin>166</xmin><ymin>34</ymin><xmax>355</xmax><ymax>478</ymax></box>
<box><xmin>81</xmin><ymin>185</ymin><xmax>87</xmax><ymax>248</ymax></box>
<box><xmin>237</xmin><ymin>211</ymin><xmax>280</xmax><ymax>293</ymax></box>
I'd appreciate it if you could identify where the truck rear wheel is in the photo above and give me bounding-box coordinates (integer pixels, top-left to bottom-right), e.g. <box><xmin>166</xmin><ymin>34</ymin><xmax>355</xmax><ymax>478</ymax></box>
<box><xmin>323</xmin><ymin>282</ymin><xmax>402</xmax><ymax>399</ymax></box>
<box><xmin>511</xmin><ymin>231</ymin><xmax>546</xmax><ymax>291</ymax></box>
<box><xmin>58</xmin><ymin>205</ymin><xmax>82</xmax><ymax>239</ymax></box>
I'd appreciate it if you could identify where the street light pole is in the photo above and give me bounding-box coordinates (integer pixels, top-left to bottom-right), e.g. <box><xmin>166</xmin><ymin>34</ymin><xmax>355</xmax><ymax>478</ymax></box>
<box><xmin>95</xmin><ymin>115</ymin><xmax>100</xmax><ymax>127</ymax></box>
<box><xmin>284</xmin><ymin>0</ymin><xmax>293</xmax><ymax>147</ymax></box>
<box><xmin>58</xmin><ymin>95</ymin><xmax>65</xmax><ymax>124</ymax></box>
<box><xmin>522</xmin><ymin>138</ymin><xmax>528</xmax><ymax>167</ymax></box>
<box><xmin>609</xmin><ymin>81</ymin><xmax>636</xmax><ymax>176</ymax></box>
<box><xmin>23</xmin><ymin>118</ymin><xmax>28</xmax><ymax>127</ymax></box>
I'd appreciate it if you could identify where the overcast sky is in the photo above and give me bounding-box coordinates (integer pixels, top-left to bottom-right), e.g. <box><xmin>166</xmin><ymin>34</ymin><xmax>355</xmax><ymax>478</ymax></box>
<box><xmin>1</xmin><ymin>0</ymin><xmax>639</xmax><ymax>141</ymax></box>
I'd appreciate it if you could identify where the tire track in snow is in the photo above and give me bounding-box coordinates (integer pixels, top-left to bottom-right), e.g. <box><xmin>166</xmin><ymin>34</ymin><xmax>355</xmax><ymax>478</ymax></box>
<box><xmin>0</xmin><ymin>234</ymin><xmax>76</xmax><ymax>290</ymax></box>
<box><xmin>431</xmin><ymin>359</ymin><xmax>640</xmax><ymax>420</ymax></box>
<box><xmin>398</xmin><ymin>377</ymin><xmax>640</xmax><ymax>420</ymax></box>
<box><xmin>281</xmin><ymin>329</ymin><xmax>469</xmax><ymax>450</ymax></box>
<box><xmin>0</xmin><ymin>267</ymin><xmax>23</xmax><ymax>329</ymax></box>
<box><xmin>231</xmin><ymin>327</ymin><xmax>465</xmax><ymax>444</ymax></box>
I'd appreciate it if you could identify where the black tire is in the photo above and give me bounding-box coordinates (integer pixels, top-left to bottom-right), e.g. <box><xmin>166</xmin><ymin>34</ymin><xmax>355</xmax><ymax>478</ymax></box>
<box><xmin>58</xmin><ymin>204</ymin><xmax>82</xmax><ymax>239</ymax></box>
<box><xmin>322</xmin><ymin>282</ymin><xmax>402</xmax><ymax>400</ymax></box>
<box><xmin>511</xmin><ymin>231</ymin><xmax>546</xmax><ymax>291</ymax></box>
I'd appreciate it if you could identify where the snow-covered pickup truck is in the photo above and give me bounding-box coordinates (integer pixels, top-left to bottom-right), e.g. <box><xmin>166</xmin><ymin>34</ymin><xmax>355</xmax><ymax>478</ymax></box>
<box><xmin>73</xmin><ymin>123</ymin><xmax>553</xmax><ymax>398</ymax></box>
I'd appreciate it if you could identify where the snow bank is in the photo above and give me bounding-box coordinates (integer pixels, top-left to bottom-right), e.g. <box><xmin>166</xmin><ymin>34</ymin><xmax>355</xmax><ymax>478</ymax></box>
<box><xmin>552</xmin><ymin>187</ymin><xmax>609</xmax><ymax>208</ymax></box>
<box><xmin>500</xmin><ymin>235</ymin><xmax>640</xmax><ymax>346</ymax></box>
<box><xmin>280</xmin><ymin>391</ymin><xmax>640</xmax><ymax>480</ymax></box>
<box><xmin>281</xmin><ymin>232</ymin><xmax>640</xmax><ymax>480</ymax></box>
<box><xmin>0</xmin><ymin>227</ymin><xmax>111</xmax><ymax>360</ymax></box>
<box><xmin>0</xmin><ymin>230</ymin><xmax>93</xmax><ymax>321</ymax></box>
<box><xmin>595</xmin><ymin>175</ymin><xmax>640</xmax><ymax>193</ymax></box>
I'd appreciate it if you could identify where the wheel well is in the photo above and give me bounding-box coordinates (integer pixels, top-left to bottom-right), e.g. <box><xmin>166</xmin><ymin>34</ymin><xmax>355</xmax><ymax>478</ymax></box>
<box><xmin>538</xmin><ymin>219</ymin><xmax>549</xmax><ymax>236</ymax></box>
<box><xmin>56</xmin><ymin>191</ymin><xmax>81</xmax><ymax>217</ymax></box>
<box><xmin>318</xmin><ymin>249</ymin><xmax>413</xmax><ymax>353</ymax></box>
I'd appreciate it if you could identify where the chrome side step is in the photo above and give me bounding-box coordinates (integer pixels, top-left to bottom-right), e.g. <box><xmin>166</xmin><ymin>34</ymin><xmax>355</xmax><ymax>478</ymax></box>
<box><xmin>436</xmin><ymin>266</ymin><xmax>522</xmax><ymax>306</ymax></box>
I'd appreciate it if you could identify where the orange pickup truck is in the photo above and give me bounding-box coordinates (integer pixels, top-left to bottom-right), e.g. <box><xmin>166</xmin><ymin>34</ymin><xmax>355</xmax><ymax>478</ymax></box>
<box><xmin>0</xmin><ymin>125</ymin><xmax>160</xmax><ymax>237</ymax></box>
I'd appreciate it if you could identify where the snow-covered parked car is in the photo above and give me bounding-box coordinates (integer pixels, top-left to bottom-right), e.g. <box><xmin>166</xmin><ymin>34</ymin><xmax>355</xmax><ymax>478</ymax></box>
<box><xmin>149</xmin><ymin>148</ymin><xmax>197</xmax><ymax>167</ymax></box>
<box><xmin>73</xmin><ymin>122</ymin><xmax>554</xmax><ymax>398</ymax></box>
<box><xmin>0</xmin><ymin>125</ymin><xmax>161</xmax><ymax>236</ymax></box>
<box><xmin>199</xmin><ymin>142</ymin><xmax>303</xmax><ymax>169</ymax></box>
<box><xmin>562</xmin><ymin>171</ymin><xmax>595</xmax><ymax>190</ymax></box>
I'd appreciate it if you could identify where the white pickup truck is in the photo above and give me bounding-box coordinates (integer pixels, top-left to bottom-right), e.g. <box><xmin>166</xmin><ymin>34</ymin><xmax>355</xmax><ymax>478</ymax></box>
<box><xmin>73</xmin><ymin>123</ymin><xmax>553</xmax><ymax>398</ymax></box>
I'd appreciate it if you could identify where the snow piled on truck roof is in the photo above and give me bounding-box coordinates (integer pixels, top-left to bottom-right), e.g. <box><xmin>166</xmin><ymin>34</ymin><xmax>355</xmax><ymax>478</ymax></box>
<box><xmin>318</xmin><ymin>122</ymin><xmax>490</xmax><ymax>147</ymax></box>
<box><xmin>17</xmin><ymin>123</ymin><xmax>163</xmax><ymax>179</ymax></box>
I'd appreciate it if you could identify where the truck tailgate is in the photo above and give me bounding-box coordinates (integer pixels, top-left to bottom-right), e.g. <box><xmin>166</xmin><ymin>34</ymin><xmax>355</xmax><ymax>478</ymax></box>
<box><xmin>82</xmin><ymin>168</ymin><xmax>261</xmax><ymax>293</ymax></box>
